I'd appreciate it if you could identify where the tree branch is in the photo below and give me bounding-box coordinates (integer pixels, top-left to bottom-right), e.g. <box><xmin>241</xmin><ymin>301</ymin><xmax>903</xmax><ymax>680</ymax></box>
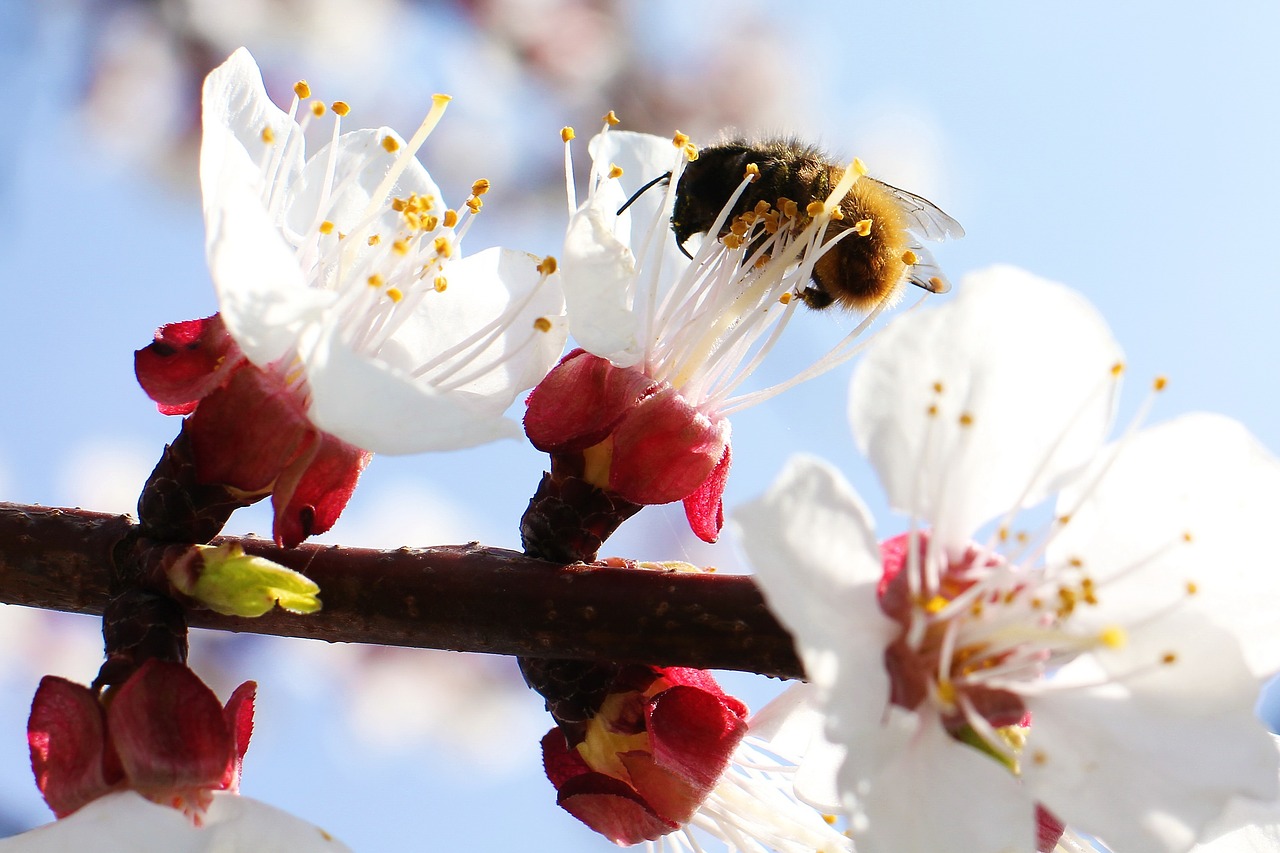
<box><xmin>0</xmin><ymin>503</ymin><xmax>803</xmax><ymax>679</ymax></box>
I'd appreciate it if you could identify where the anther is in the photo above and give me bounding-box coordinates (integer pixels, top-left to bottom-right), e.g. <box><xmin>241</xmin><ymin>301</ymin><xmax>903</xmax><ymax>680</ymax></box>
<box><xmin>367</xmin><ymin>274</ymin><xmax>384</xmax><ymax>288</ymax></box>
<box><xmin>854</xmin><ymin>218</ymin><xmax>873</xmax><ymax>236</ymax></box>
<box><xmin>537</xmin><ymin>256</ymin><xmax>558</xmax><ymax>276</ymax></box>
<box><xmin>471</xmin><ymin>179</ymin><xmax>491</xmax><ymax>196</ymax></box>
<box><xmin>261</xmin><ymin>126</ymin><xmax>276</xmax><ymax>144</ymax></box>
<box><xmin>933</xmin><ymin>381</ymin><xmax>944</xmax><ymax>394</ymax></box>
<box><xmin>392</xmin><ymin>239</ymin><xmax>409</xmax><ymax>256</ymax></box>
<box><xmin>744</xmin><ymin>163</ymin><xmax>760</xmax><ymax>180</ymax></box>
<box><xmin>561</xmin><ymin>126</ymin><xmax>575</xmax><ymax>142</ymax></box>
<box><xmin>607</xmin><ymin>163</ymin><xmax>624</xmax><ymax>179</ymax></box>
<box><xmin>368</xmin><ymin>235</ymin><xmax>381</xmax><ymax>246</ymax></box>
<box><xmin>319</xmin><ymin>221</ymin><xmax>335</xmax><ymax>235</ymax></box>
<box><xmin>382</xmin><ymin>136</ymin><xmax>401</xmax><ymax>153</ymax></box>
<box><xmin>958</xmin><ymin>412</ymin><xmax>974</xmax><ymax>427</ymax></box>
<box><xmin>533</xmin><ymin>317</ymin><xmax>553</xmax><ymax>333</ymax></box>
<box><xmin>806</xmin><ymin>201</ymin><xmax>826</xmax><ymax>217</ymax></box>
<box><xmin>779</xmin><ymin>292</ymin><xmax>792</xmax><ymax>305</ymax></box>
<box><xmin>602</xmin><ymin>110</ymin><xmax>620</xmax><ymax>126</ymax></box>
<box><xmin>331</xmin><ymin>101</ymin><xmax>351</xmax><ymax>116</ymax></box>
<box><xmin>1185</xmin><ymin>581</ymin><xmax>1198</xmax><ymax>595</ymax></box>
<box><xmin>310</xmin><ymin>100</ymin><xmax>326</xmax><ymax>117</ymax></box>
<box><xmin>443</xmin><ymin>209</ymin><xmax>460</xmax><ymax>228</ymax></box>
<box><xmin>1110</xmin><ymin>362</ymin><xmax>1125</xmax><ymax>377</ymax></box>
<box><xmin>433</xmin><ymin>236</ymin><xmax>452</xmax><ymax>257</ymax></box>
<box><xmin>672</xmin><ymin>131</ymin><xmax>690</xmax><ymax>148</ymax></box>
<box><xmin>1099</xmin><ymin>626</ymin><xmax>1127</xmax><ymax>649</ymax></box>
<box><xmin>434</xmin><ymin>276</ymin><xmax>448</xmax><ymax>292</ymax></box>
<box><xmin>294</xmin><ymin>81</ymin><xmax>311</xmax><ymax>99</ymax></box>
<box><xmin>852</xmin><ymin>158</ymin><xmax>868</xmax><ymax>176</ymax></box>
<box><xmin>902</xmin><ymin>249</ymin><xmax>919</xmax><ymax>265</ymax></box>
<box><xmin>1160</xmin><ymin>652</ymin><xmax>1178</xmax><ymax>665</ymax></box>
<box><xmin>1153</xmin><ymin>375</ymin><xmax>1168</xmax><ymax>392</ymax></box>
<box><xmin>386</xmin><ymin>287</ymin><xmax>404</xmax><ymax>303</ymax></box>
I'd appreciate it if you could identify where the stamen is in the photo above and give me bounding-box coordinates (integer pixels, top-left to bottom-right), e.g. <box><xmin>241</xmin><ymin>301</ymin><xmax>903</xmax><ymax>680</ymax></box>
<box><xmin>331</xmin><ymin>101</ymin><xmax>351</xmax><ymax>116</ymax></box>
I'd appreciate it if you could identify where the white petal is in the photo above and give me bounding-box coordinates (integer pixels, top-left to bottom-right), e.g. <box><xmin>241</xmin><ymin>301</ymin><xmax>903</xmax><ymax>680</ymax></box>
<box><xmin>0</xmin><ymin>791</ymin><xmax>351</xmax><ymax>853</ymax></box>
<box><xmin>199</xmin><ymin>48</ymin><xmax>302</xmax><ymax>223</ymax></box>
<box><xmin>1051</xmin><ymin>413</ymin><xmax>1280</xmax><ymax>678</ymax></box>
<box><xmin>849</xmin><ymin>265</ymin><xmax>1122</xmax><ymax>550</ymax></box>
<box><xmin>304</xmin><ymin>248</ymin><xmax>561</xmax><ymax>454</ymax></box>
<box><xmin>205</xmin><ymin>178</ymin><xmax>334</xmax><ymax>365</ymax></box>
<box><xmin>586</xmin><ymin>130</ymin><xmax>681</xmax><ymax>247</ymax></box>
<box><xmin>561</xmin><ymin>204</ymin><xmax>643</xmax><ymax>365</ymax></box>
<box><xmin>848</xmin><ymin>711</ymin><xmax>1035</xmax><ymax>853</ymax></box>
<box><xmin>733</xmin><ymin>455</ymin><xmax>897</xmax><ymax>748</ymax></box>
<box><xmin>748</xmin><ymin>683</ymin><xmax>846</xmax><ymax>813</ymax></box>
<box><xmin>1024</xmin><ymin>618</ymin><xmax>1278</xmax><ymax>853</ymax></box>
<box><xmin>1194</xmin><ymin>737</ymin><xmax>1280</xmax><ymax>853</ymax></box>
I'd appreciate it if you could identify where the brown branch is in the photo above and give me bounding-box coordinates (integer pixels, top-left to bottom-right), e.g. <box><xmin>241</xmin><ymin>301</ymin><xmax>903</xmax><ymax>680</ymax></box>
<box><xmin>0</xmin><ymin>503</ymin><xmax>803</xmax><ymax>680</ymax></box>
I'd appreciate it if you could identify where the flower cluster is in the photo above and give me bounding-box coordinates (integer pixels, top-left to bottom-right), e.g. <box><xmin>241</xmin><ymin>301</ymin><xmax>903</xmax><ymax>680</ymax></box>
<box><xmin>738</xmin><ymin>266</ymin><xmax>1280</xmax><ymax>852</ymax></box>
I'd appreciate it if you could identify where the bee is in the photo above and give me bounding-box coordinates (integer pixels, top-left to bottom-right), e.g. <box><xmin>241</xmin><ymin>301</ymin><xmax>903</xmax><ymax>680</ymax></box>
<box><xmin>669</xmin><ymin>139</ymin><xmax>964</xmax><ymax>311</ymax></box>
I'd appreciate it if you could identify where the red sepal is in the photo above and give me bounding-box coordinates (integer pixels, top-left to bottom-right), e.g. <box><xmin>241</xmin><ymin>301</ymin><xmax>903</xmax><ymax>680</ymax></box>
<box><xmin>524</xmin><ymin>350</ymin><xmax>658</xmax><ymax>453</ymax></box>
<box><xmin>28</xmin><ymin>677</ymin><xmax>116</xmax><ymax>818</ymax></box>
<box><xmin>681</xmin><ymin>442</ymin><xmax>731</xmax><ymax>543</ymax></box>
<box><xmin>271</xmin><ymin>435</ymin><xmax>372</xmax><ymax>548</ymax></box>
<box><xmin>608</xmin><ymin>387</ymin><xmax>728</xmax><ymax>506</ymax></box>
<box><xmin>134</xmin><ymin>315</ymin><xmax>240</xmax><ymax>415</ymax></box>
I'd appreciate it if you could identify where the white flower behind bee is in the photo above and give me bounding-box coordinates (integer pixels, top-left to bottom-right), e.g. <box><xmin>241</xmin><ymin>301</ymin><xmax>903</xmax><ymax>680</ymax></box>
<box><xmin>199</xmin><ymin>48</ymin><xmax>567</xmax><ymax>455</ymax></box>
<box><xmin>736</xmin><ymin>266</ymin><xmax>1280</xmax><ymax>853</ymax></box>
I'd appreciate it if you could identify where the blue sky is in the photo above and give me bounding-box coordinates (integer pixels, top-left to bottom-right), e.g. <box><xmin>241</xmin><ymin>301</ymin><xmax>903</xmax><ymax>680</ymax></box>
<box><xmin>0</xmin><ymin>1</ymin><xmax>1277</xmax><ymax>849</ymax></box>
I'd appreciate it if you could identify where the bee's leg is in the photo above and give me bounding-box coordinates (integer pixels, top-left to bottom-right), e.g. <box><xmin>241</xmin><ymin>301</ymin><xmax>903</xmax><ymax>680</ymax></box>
<box><xmin>800</xmin><ymin>284</ymin><xmax>835</xmax><ymax>309</ymax></box>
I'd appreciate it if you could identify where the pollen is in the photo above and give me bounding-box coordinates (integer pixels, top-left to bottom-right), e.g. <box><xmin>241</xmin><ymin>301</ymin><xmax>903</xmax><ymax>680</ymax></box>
<box><xmin>466</xmin><ymin>196</ymin><xmax>483</xmax><ymax>214</ymax></box>
<box><xmin>471</xmin><ymin>178</ymin><xmax>491</xmax><ymax>196</ymax></box>
<box><xmin>602</xmin><ymin>110</ymin><xmax>620</xmax><ymax>126</ymax></box>
<box><xmin>1153</xmin><ymin>375</ymin><xmax>1168</xmax><ymax>392</ymax></box>
<box><xmin>293</xmin><ymin>81</ymin><xmax>311</xmax><ymax>99</ymax></box>
<box><xmin>537</xmin><ymin>255</ymin><xmax>558</xmax><ymax>275</ymax></box>
<box><xmin>319</xmin><ymin>220</ymin><xmax>335</xmax><ymax>235</ymax></box>
<box><xmin>684</xmin><ymin>142</ymin><xmax>699</xmax><ymax>161</ymax></box>
<box><xmin>1111</xmin><ymin>361</ymin><xmax>1125</xmax><ymax>377</ymax></box>
<box><xmin>261</xmin><ymin>126</ymin><xmax>276</xmax><ymax>144</ymax></box>
<box><xmin>745</xmin><ymin>163</ymin><xmax>760</xmax><ymax>180</ymax></box>
<box><xmin>534</xmin><ymin>316</ymin><xmax>553</xmax><ymax>333</ymax></box>
<box><xmin>392</xmin><ymin>239</ymin><xmax>409</xmax><ymax>256</ymax></box>
<box><xmin>310</xmin><ymin>100</ymin><xmax>326</xmax><ymax>117</ymax></box>
<box><xmin>368</xmin><ymin>234</ymin><xmax>381</xmax><ymax>246</ymax></box>
<box><xmin>607</xmin><ymin>163</ymin><xmax>624</xmax><ymax>179</ymax></box>
<box><xmin>367</xmin><ymin>274</ymin><xmax>384</xmax><ymax>288</ymax></box>
<box><xmin>386</xmin><ymin>287</ymin><xmax>404</xmax><ymax>303</ymax></box>
<box><xmin>958</xmin><ymin>411</ymin><xmax>974</xmax><ymax>427</ymax></box>
<box><xmin>434</xmin><ymin>276</ymin><xmax>448</xmax><ymax>292</ymax></box>
<box><xmin>433</xmin><ymin>236</ymin><xmax>452</xmax><ymax>257</ymax></box>
<box><xmin>723</xmin><ymin>234</ymin><xmax>744</xmax><ymax>250</ymax></box>
<box><xmin>672</xmin><ymin>131</ymin><xmax>690</xmax><ymax>148</ymax></box>
<box><xmin>1161</xmin><ymin>651</ymin><xmax>1178</xmax><ymax>665</ymax></box>
<box><xmin>1185</xmin><ymin>580</ymin><xmax>1198</xmax><ymax>595</ymax></box>
<box><xmin>779</xmin><ymin>292</ymin><xmax>793</xmax><ymax>305</ymax></box>
<box><xmin>1057</xmin><ymin>514</ymin><xmax>1072</xmax><ymax>525</ymax></box>
<box><xmin>561</xmin><ymin>126</ymin><xmax>575</xmax><ymax>142</ymax></box>
<box><xmin>382</xmin><ymin>135</ymin><xmax>401</xmax><ymax>153</ymax></box>
<box><xmin>331</xmin><ymin>101</ymin><xmax>350</xmax><ymax>116</ymax></box>
<box><xmin>854</xmin><ymin>218</ymin><xmax>873</xmax><ymax>236</ymax></box>
<box><xmin>923</xmin><ymin>595</ymin><xmax>948</xmax><ymax>614</ymax></box>
<box><xmin>443</xmin><ymin>209</ymin><xmax>460</xmax><ymax>228</ymax></box>
<box><xmin>902</xmin><ymin>249</ymin><xmax>919</xmax><ymax>265</ymax></box>
<box><xmin>806</xmin><ymin>200</ymin><xmax>826</xmax><ymax>217</ymax></box>
<box><xmin>1099</xmin><ymin>625</ymin><xmax>1127</xmax><ymax>649</ymax></box>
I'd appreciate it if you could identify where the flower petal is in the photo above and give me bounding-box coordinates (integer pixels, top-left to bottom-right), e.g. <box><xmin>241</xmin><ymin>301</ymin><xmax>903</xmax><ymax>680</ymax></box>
<box><xmin>27</xmin><ymin>677</ymin><xmax>114</xmax><ymax>818</ymax></box>
<box><xmin>1051</xmin><ymin>413</ymin><xmax>1280</xmax><ymax>677</ymax></box>
<box><xmin>849</xmin><ymin>265</ymin><xmax>1122</xmax><ymax>550</ymax></box>
<box><xmin>0</xmin><ymin>791</ymin><xmax>352</xmax><ymax>853</ymax></box>
<box><xmin>562</xmin><ymin>204</ymin><xmax>644</xmax><ymax>365</ymax></box>
<box><xmin>1023</xmin><ymin>616</ymin><xmax>1278</xmax><ymax>853</ymax></box>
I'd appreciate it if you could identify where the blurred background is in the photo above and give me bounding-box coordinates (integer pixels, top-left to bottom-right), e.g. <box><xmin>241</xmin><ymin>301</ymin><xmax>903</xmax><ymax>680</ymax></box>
<box><xmin>0</xmin><ymin>0</ymin><xmax>1277</xmax><ymax>848</ymax></box>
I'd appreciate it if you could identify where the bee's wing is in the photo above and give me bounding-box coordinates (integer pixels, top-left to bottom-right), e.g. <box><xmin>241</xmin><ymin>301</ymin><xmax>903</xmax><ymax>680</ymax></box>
<box><xmin>873</xmin><ymin>179</ymin><xmax>965</xmax><ymax>241</ymax></box>
<box><xmin>902</xmin><ymin>241</ymin><xmax>951</xmax><ymax>294</ymax></box>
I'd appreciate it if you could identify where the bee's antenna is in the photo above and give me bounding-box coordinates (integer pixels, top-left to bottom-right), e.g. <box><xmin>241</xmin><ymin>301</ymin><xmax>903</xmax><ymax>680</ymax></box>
<box><xmin>676</xmin><ymin>242</ymin><xmax>694</xmax><ymax>260</ymax></box>
<box><xmin>616</xmin><ymin>172</ymin><xmax>672</xmax><ymax>216</ymax></box>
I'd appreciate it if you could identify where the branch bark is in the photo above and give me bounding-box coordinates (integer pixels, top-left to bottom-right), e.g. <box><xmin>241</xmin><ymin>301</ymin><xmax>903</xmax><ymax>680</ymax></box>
<box><xmin>0</xmin><ymin>503</ymin><xmax>803</xmax><ymax>680</ymax></box>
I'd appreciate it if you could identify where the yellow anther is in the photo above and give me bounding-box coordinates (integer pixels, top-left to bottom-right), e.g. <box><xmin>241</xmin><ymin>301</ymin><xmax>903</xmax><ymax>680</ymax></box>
<box><xmin>1153</xmin><ymin>375</ymin><xmax>1168</xmax><ymax>392</ymax></box>
<box><xmin>471</xmin><ymin>178</ymin><xmax>491</xmax><ymax>196</ymax></box>
<box><xmin>723</xmin><ymin>234</ymin><xmax>744</xmax><ymax>250</ymax></box>
<box><xmin>602</xmin><ymin>110</ymin><xmax>620</xmax><ymax>126</ymax></box>
<box><xmin>902</xmin><ymin>249</ymin><xmax>919</xmax><ymax>265</ymax></box>
<box><xmin>923</xmin><ymin>595</ymin><xmax>948</xmax><ymax>614</ymax></box>
<box><xmin>781</xmin><ymin>199</ymin><xmax>800</xmax><ymax>219</ymax></box>
<box><xmin>1057</xmin><ymin>514</ymin><xmax>1072</xmax><ymax>525</ymax></box>
<box><xmin>319</xmin><ymin>221</ymin><xmax>335</xmax><ymax>235</ymax></box>
<box><xmin>927</xmin><ymin>404</ymin><xmax>939</xmax><ymax>416</ymax></box>
<box><xmin>466</xmin><ymin>197</ymin><xmax>483</xmax><ymax>214</ymax></box>
<box><xmin>672</xmin><ymin>131</ymin><xmax>690</xmax><ymax>148</ymax></box>
<box><xmin>958</xmin><ymin>412</ymin><xmax>974</xmax><ymax>427</ymax></box>
<box><xmin>852</xmin><ymin>157</ymin><xmax>868</xmax><ymax>176</ymax></box>
<box><xmin>331</xmin><ymin>101</ymin><xmax>350</xmax><ymax>116</ymax></box>
<box><xmin>1185</xmin><ymin>581</ymin><xmax>1198</xmax><ymax>595</ymax></box>
<box><xmin>754</xmin><ymin>200</ymin><xmax>772</xmax><ymax>215</ymax></box>
<box><xmin>929</xmin><ymin>276</ymin><xmax>945</xmax><ymax>289</ymax></box>
<box><xmin>434</xmin><ymin>276</ymin><xmax>448</xmax><ymax>292</ymax></box>
<box><xmin>806</xmin><ymin>200</ymin><xmax>826</xmax><ymax>217</ymax></box>
<box><xmin>1030</xmin><ymin>597</ymin><xmax>1043</xmax><ymax>609</ymax></box>
<box><xmin>382</xmin><ymin>135</ymin><xmax>401</xmax><ymax>153</ymax></box>
<box><xmin>854</xmin><ymin>218</ymin><xmax>874</xmax><ymax>236</ymax></box>
<box><xmin>684</xmin><ymin>143</ymin><xmax>699</xmax><ymax>161</ymax></box>
<box><xmin>1161</xmin><ymin>651</ymin><xmax>1178</xmax><ymax>665</ymax></box>
<box><xmin>533</xmin><ymin>317</ymin><xmax>553</xmax><ymax>333</ymax></box>
<box><xmin>779</xmin><ymin>292</ymin><xmax>792</xmax><ymax>305</ymax></box>
<box><xmin>386</xmin><ymin>287</ymin><xmax>404</xmax><ymax>303</ymax></box>
<box><xmin>1182</xmin><ymin>531</ymin><xmax>1194</xmax><ymax>543</ymax></box>
<box><xmin>935</xmin><ymin>680</ymin><xmax>956</xmax><ymax>707</ymax></box>
<box><xmin>1032</xmin><ymin>750</ymin><xmax>1048</xmax><ymax>766</ymax></box>
<box><xmin>537</xmin><ymin>255</ymin><xmax>558</xmax><ymax>276</ymax></box>
<box><xmin>729</xmin><ymin>219</ymin><xmax>749</xmax><ymax>237</ymax></box>
<box><xmin>561</xmin><ymin>126</ymin><xmax>575</xmax><ymax>142</ymax></box>
<box><xmin>744</xmin><ymin>163</ymin><xmax>760</xmax><ymax>180</ymax></box>
<box><xmin>1015</xmin><ymin>531</ymin><xmax>1029</xmax><ymax>544</ymax></box>
<box><xmin>823</xmin><ymin>814</ymin><xmax>837</xmax><ymax>826</ymax></box>
<box><xmin>607</xmin><ymin>163</ymin><xmax>624</xmax><ymax>179</ymax></box>
<box><xmin>829</xmin><ymin>207</ymin><xmax>845</xmax><ymax>220</ymax></box>
<box><xmin>432</xmin><ymin>93</ymin><xmax>453</xmax><ymax>106</ymax></box>
<box><xmin>932</xmin><ymin>381</ymin><xmax>944</xmax><ymax>394</ymax></box>
<box><xmin>294</xmin><ymin>81</ymin><xmax>312</xmax><ymax>99</ymax></box>
<box><xmin>433</xmin><ymin>236</ymin><xmax>452</xmax><ymax>257</ymax></box>
<box><xmin>443</xmin><ymin>209</ymin><xmax>460</xmax><ymax>229</ymax></box>
<box><xmin>998</xmin><ymin>527</ymin><xmax>1009</xmax><ymax>542</ymax></box>
<box><xmin>391</xmin><ymin>198</ymin><xmax>406</xmax><ymax>212</ymax></box>
<box><xmin>1068</xmin><ymin>556</ymin><xmax>1083</xmax><ymax>568</ymax></box>
<box><xmin>423</xmin><ymin>215</ymin><xmax>440</xmax><ymax>231</ymax></box>
<box><xmin>261</xmin><ymin>126</ymin><xmax>276</xmax><ymax>144</ymax></box>
<box><xmin>367</xmin><ymin>274</ymin><xmax>384</xmax><ymax>288</ymax></box>
<box><xmin>1111</xmin><ymin>361</ymin><xmax>1125</xmax><ymax>377</ymax></box>
<box><xmin>310</xmin><ymin>100</ymin><xmax>326</xmax><ymax>117</ymax></box>
<box><xmin>392</xmin><ymin>239</ymin><xmax>409</xmax><ymax>256</ymax></box>
<box><xmin>1098</xmin><ymin>626</ymin><xmax>1127</xmax><ymax>649</ymax></box>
